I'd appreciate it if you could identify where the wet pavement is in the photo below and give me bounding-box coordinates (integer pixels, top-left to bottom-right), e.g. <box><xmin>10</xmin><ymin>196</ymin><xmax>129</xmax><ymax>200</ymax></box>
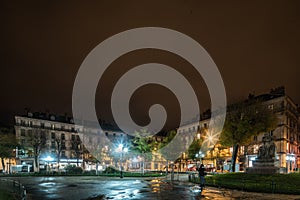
<box><xmin>2</xmin><ymin>176</ymin><xmax>300</xmax><ymax>200</ymax></box>
<box><xmin>3</xmin><ymin>176</ymin><xmax>201</xmax><ymax>200</ymax></box>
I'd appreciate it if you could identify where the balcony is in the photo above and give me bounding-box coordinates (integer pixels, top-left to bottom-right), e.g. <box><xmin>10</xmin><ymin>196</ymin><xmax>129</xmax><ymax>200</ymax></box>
<box><xmin>15</xmin><ymin>122</ymin><xmax>76</xmax><ymax>133</ymax></box>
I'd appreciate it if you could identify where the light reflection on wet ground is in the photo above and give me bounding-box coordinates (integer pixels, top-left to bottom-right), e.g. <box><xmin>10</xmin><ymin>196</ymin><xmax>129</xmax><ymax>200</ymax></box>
<box><xmin>3</xmin><ymin>176</ymin><xmax>300</xmax><ymax>200</ymax></box>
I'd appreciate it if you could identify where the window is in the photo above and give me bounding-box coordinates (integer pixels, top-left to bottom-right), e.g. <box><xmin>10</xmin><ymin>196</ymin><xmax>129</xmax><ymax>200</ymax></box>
<box><xmin>254</xmin><ymin>136</ymin><xmax>257</xmax><ymax>142</ymax></box>
<box><xmin>21</xmin><ymin>129</ymin><xmax>26</xmax><ymax>137</ymax></box>
<box><xmin>51</xmin><ymin>132</ymin><xmax>55</xmax><ymax>139</ymax></box>
<box><xmin>61</xmin><ymin>133</ymin><xmax>65</xmax><ymax>140</ymax></box>
<box><xmin>51</xmin><ymin>141</ymin><xmax>55</xmax><ymax>148</ymax></box>
<box><xmin>61</xmin><ymin>142</ymin><xmax>66</xmax><ymax>149</ymax></box>
<box><xmin>71</xmin><ymin>135</ymin><xmax>75</xmax><ymax>141</ymax></box>
<box><xmin>27</xmin><ymin>130</ymin><xmax>32</xmax><ymax>137</ymax></box>
<box><xmin>61</xmin><ymin>151</ymin><xmax>66</xmax><ymax>158</ymax></box>
<box><xmin>40</xmin><ymin>123</ymin><xmax>45</xmax><ymax>128</ymax></box>
<box><xmin>268</xmin><ymin>104</ymin><xmax>274</xmax><ymax>110</ymax></box>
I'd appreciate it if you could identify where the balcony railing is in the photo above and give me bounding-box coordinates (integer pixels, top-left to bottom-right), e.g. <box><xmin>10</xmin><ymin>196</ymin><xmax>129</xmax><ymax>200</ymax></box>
<box><xmin>15</xmin><ymin>122</ymin><xmax>76</xmax><ymax>133</ymax></box>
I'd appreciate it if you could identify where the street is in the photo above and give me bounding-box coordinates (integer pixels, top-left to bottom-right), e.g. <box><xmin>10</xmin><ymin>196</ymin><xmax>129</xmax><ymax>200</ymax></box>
<box><xmin>4</xmin><ymin>176</ymin><xmax>202</xmax><ymax>200</ymax></box>
<box><xmin>3</xmin><ymin>175</ymin><xmax>300</xmax><ymax>200</ymax></box>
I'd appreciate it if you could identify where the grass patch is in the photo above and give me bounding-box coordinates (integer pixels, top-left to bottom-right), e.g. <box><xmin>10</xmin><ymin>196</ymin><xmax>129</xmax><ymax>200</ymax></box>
<box><xmin>191</xmin><ymin>172</ymin><xmax>300</xmax><ymax>195</ymax></box>
<box><xmin>0</xmin><ymin>189</ymin><xmax>16</xmax><ymax>200</ymax></box>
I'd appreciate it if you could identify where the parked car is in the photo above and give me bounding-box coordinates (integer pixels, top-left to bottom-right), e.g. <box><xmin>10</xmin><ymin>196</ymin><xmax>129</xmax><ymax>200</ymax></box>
<box><xmin>186</xmin><ymin>164</ymin><xmax>196</xmax><ymax>171</ymax></box>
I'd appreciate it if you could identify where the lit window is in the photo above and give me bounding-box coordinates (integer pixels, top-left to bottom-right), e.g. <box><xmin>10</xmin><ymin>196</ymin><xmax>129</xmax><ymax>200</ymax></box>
<box><xmin>268</xmin><ymin>104</ymin><xmax>274</xmax><ymax>110</ymax></box>
<box><xmin>254</xmin><ymin>136</ymin><xmax>257</xmax><ymax>141</ymax></box>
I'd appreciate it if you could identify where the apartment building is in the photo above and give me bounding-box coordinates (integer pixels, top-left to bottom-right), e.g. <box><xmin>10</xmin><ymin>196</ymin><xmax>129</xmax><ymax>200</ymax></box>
<box><xmin>14</xmin><ymin>113</ymin><xmax>125</xmax><ymax>172</ymax></box>
<box><xmin>177</xmin><ymin>87</ymin><xmax>300</xmax><ymax>173</ymax></box>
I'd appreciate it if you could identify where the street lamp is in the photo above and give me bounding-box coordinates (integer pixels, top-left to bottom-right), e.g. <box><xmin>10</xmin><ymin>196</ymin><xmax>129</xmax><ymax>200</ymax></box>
<box><xmin>198</xmin><ymin>151</ymin><xmax>205</xmax><ymax>164</ymax></box>
<box><xmin>44</xmin><ymin>156</ymin><xmax>54</xmax><ymax>173</ymax></box>
<box><xmin>115</xmin><ymin>144</ymin><xmax>128</xmax><ymax>178</ymax></box>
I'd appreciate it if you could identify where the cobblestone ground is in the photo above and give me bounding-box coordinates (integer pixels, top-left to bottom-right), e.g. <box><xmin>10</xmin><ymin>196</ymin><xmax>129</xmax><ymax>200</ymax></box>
<box><xmin>2</xmin><ymin>175</ymin><xmax>300</xmax><ymax>200</ymax></box>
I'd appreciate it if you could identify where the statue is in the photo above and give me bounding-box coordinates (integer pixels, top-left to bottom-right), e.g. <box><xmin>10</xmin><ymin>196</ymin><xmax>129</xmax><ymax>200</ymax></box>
<box><xmin>246</xmin><ymin>133</ymin><xmax>279</xmax><ymax>174</ymax></box>
<box><xmin>257</xmin><ymin>134</ymin><xmax>275</xmax><ymax>160</ymax></box>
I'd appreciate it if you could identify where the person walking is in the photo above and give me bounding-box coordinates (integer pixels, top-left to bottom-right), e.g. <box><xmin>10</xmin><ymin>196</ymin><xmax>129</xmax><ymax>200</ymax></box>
<box><xmin>197</xmin><ymin>164</ymin><xmax>206</xmax><ymax>188</ymax></box>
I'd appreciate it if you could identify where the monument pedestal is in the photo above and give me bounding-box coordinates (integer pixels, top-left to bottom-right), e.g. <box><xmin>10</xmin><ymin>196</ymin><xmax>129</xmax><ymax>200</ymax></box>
<box><xmin>246</xmin><ymin>159</ymin><xmax>279</xmax><ymax>174</ymax></box>
<box><xmin>246</xmin><ymin>134</ymin><xmax>279</xmax><ymax>174</ymax></box>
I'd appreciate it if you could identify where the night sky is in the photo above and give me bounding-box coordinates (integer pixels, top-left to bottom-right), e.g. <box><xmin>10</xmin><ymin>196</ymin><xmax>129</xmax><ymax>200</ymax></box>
<box><xmin>1</xmin><ymin>1</ymin><xmax>299</xmax><ymax>131</ymax></box>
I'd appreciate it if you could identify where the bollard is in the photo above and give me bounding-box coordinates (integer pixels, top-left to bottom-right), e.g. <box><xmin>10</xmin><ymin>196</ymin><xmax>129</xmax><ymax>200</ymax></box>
<box><xmin>270</xmin><ymin>181</ymin><xmax>276</xmax><ymax>194</ymax></box>
<box><xmin>242</xmin><ymin>179</ymin><xmax>245</xmax><ymax>191</ymax></box>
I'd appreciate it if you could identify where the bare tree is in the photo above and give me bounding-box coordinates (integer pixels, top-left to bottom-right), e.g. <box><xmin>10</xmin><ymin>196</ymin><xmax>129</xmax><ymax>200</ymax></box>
<box><xmin>28</xmin><ymin>129</ymin><xmax>47</xmax><ymax>172</ymax></box>
<box><xmin>54</xmin><ymin>135</ymin><xmax>62</xmax><ymax>172</ymax></box>
<box><xmin>71</xmin><ymin>135</ymin><xmax>82</xmax><ymax>167</ymax></box>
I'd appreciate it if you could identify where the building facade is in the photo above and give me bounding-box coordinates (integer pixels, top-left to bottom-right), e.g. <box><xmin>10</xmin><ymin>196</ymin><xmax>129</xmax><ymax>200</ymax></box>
<box><xmin>13</xmin><ymin>113</ymin><xmax>167</xmax><ymax>173</ymax></box>
<box><xmin>246</xmin><ymin>91</ymin><xmax>300</xmax><ymax>173</ymax></box>
<box><xmin>14</xmin><ymin>113</ymin><xmax>129</xmax><ymax>172</ymax></box>
<box><xmin>177</xmin><ymin>87</ymin><xmax>300</xmax><ymax>173</ymax></box>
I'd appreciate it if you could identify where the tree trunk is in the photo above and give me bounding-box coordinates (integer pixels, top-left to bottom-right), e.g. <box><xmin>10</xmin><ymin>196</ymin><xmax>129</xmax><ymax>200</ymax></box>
<box><xmin>57</xmin><ymin>156</ymin><xmax>60</xmax><ymax>172</ymax></box>
<box><xmin>1</xmin><ymin>157</ymin><xmax>5</xmax><ymax>172</ymax></box>
<box><xmin>231</xmin><ymin>144</ymin><xmax>239</xmax><ymax>172</ymax></box>
<box><xmin>96</xmin><ymin>162</ymin><xmax>98</xmax><ymax>175</ymax></box>
<box><xmin>141</xmin><ymin>152</ymin><xmax>144</xmax><ymax>175</ymax></box>
<box><xmin>244</xmin><ymin>146</ymin><xmax>248</xmax><ymax>170</ymax></box>
<box><xmin>166</xmin><ymin>160</ymin><xmax>168</xmax><ymax>175</ymax></box>
<box><xmin>34</xmin><ymin>155</ymin><xmax>39</xmax><ymax>172</ymax></box>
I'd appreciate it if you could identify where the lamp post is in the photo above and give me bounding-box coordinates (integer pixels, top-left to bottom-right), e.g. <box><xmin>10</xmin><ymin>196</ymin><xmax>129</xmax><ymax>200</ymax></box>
<box><xmin>196</xmin><ymin>151</ymin><xmax>204</xmax><ymax>164</ymax></box>
<box><xmin>44</xmin><ymin>156</ymin><xmax>54</xmax><ymax>174</ymax></box>
<box><xmin>116</xmin><ymin>144</ymin><xmax>128</xmax><ymax>178</ymax></box>
<box><xmin>170</xmin><ymin>161</ymin><xmax>174</xmax><ymax>181</ymax></box>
